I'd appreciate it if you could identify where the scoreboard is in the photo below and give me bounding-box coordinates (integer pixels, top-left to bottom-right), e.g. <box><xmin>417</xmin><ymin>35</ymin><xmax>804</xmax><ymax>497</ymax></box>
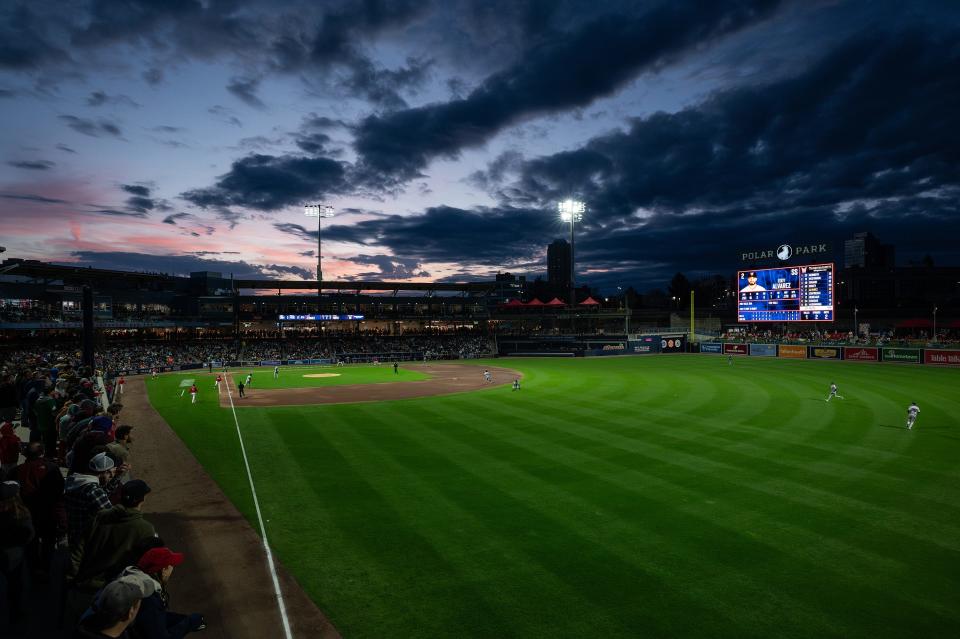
<box><xmin>737</xmin><ymin>263</ymin><xmax>834</xmax><ymax>322</ymax></box>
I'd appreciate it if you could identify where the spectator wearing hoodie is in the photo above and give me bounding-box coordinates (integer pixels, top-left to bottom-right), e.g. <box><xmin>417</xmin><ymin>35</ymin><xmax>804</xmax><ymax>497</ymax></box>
<box><xmin>131</xmin><ymin>547</ymin><xmax>205</xmax><ymax>639</ymax></box>
<box><xmin>64</xmin><ymin>453</ymin><xmax>116</xmax><ymax>548</ymax></box>
<box><xmin>70</xmin><ymin>480</ymin><xmax>156</xmax><ymax>588</ymax></box>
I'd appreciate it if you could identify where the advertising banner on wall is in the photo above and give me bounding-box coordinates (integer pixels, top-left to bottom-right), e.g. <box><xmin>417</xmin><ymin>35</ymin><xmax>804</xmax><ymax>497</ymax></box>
<box><xmin>882</xmin><ymin>348</ymin><xmax>921</xmax><ymax>363</ymax></box>
<box><xmin>628</xmin><ymin>338</ymin><xmax>658</xmax><ymax>354</ymax></box>
<box><xmin>924</xmin><ymin>349</ymin><xmax>960</xmax><ymax>366</ymax></box>
<box><xmin>724</xmin><ymin>343</ymin><xmax>748</xmax><ymax>355</ymax></box>
<box><xmin>844</xmin><ymin>347</ymin><xmax>879</xmax><ymax>362</ymax></box>
<box><xmin>700</xmin><ymin>342</ymin><xmax>723</xmax><ymax>354</ymax></box>
<box><xmin>750</xmin><ymin>344</ymin><xmax>777</xmax><ymax>357</ymax></box>
<box><xmin>778</xmin><ymin>345</ymin><xmax>807</xmax><ymax>359</ymax></box>
<box><xmin>808</xmin><ymin>346</ymin><xmax>842</xmax><ymax>359</ymax></box>
<box><xmin>659</xmin><ymin>335</ymin><xmax>685</xmax><ymax>353</ymax></box>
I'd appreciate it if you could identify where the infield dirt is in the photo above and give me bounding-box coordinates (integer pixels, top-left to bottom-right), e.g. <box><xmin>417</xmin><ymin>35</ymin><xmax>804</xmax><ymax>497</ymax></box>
<box><xmin>220</xmin><ymin>363</ymin><xmax>522</xmax><ymax>407</ymax></box>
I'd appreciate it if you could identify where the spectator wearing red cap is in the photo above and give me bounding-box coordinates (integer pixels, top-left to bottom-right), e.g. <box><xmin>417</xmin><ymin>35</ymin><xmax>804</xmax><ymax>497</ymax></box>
<box><xmin>134</xmin><ymin>547</ymin><xmax>205</xmax><ymax>638</ymax></box>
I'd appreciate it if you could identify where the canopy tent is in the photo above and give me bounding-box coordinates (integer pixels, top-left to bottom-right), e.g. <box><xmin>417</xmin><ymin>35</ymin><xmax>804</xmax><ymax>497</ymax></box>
<box><xmin>579</xmin><ymin>296</ymin><xmax>601</xmax><ymax>306</ymax></box>
<box><xmin>499</xmin><ymin>298</ymin><xmax>525</xmax><ymax>308</ymax></box>
<box><xmin>525</xmin><ymin>298</ymin><xmax>545</xmax><ymax>307</ymax></box>
<box><xmin>545</xmin><ymin>297</ymin><xmax>566</xmax><ymax>307</ymax></box>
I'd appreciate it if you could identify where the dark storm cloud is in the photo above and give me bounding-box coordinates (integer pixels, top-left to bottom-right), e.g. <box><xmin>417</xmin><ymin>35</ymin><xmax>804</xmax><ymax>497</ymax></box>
<box><xmin>0</xmin><ymin>4</ymin><xmax>69</xmax><ymax>69</ymax></box>
<box><xmin>498</xmin><ymin>28</ymin><xmax>960</xmax><ymax>283</ymax></box>
<box><xmin>227</xmin><ymin>76</ymin><xmax>265</xmax><ymax>109</ymax></box>
<box><xmin>87</xmin><ymin>90</ymin><xmax>140</xmax><ymax>108</ymax></box>
<box><xmin>276</xmin><ymin>206</ymin><xmax>548</xmax><ymax>267</ymax></box>
<box><xmin>66</xmin><ymin>251</ymin><xmax>312</xmax><ymax>280</ymax></box>
<box><xmin>344</xmin><ymin>254</ymin><xmax>430</xmax><ymax>279</ymax></box>
<box><xmin>59</xmin><ymin>115</ymin><xmax>123</xmax><ymax>138</ymax></box>
<box><xmin>56</xmin><ymin>144</ymin><xmax>77</xmax><ymax>153</ymax></box>
<box><xmin>352</xmin><ymin>0</ymin><xmax>784</xmax><ymax>183</ymax></box>
<box><xmin>0</xmin><ymin>88</ymin><xmax>15</xmax><ymax>98</ymax></box>
<box><xmin>88</xmin><ymin>208</ymin><xmax>148</xmax><ymax>218</ymax></box>
<box><xmin>182</xmin><ymin>154</ymin><xmax>348</xmax><ymax>210</ymax></box>
<box><xmin>8</xmin><ymin>159</ymin><xmax>55</xmax><ymax>170</ymax></box>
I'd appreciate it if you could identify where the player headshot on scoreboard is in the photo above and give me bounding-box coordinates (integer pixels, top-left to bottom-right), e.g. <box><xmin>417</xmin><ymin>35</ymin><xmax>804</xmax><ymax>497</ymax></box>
<box><xmin>740</xmin><ymin>271</ymin><xmax>767</xmax><ymax>292</ymax></box>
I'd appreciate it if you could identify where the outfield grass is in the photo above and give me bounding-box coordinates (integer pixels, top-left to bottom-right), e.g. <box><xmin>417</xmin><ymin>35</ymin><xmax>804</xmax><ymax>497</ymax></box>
<box><xmin>175</xmin><ymin>364</ymin><xmax>430</xmax><ymax>390</ymax></box>
<box><xmin>147</xmin><ymin>356</ymin><xmax>960</xmax><ymax>638</ymax></box>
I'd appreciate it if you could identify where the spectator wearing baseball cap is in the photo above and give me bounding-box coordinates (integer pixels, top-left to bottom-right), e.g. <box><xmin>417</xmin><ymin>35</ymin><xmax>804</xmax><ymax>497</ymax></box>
<box><xmin>73</xmin><ymin>572</ymin><xmax>155</xmax><ymax>638</ymax></box>
<box><xmin>134</xmin><ymin>547</ymin><xmax>205</xmax><ymax>637</ymax></box>
<box><xmin>64</xmin><ymin>453</ymin><xmax>116</xmax><ymax>548</ymax></box>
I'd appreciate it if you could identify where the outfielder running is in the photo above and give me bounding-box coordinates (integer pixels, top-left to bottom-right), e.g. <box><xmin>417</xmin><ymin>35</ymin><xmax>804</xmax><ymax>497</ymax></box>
<box><xmin>906</xmin><ymin>402</ymin><xmax>920</xmax><ymax>430</ymax></box>
<box><xmin>825</xmin><ymin>382</ymin><xmax>844</xmax><ymax>402</ymax></box>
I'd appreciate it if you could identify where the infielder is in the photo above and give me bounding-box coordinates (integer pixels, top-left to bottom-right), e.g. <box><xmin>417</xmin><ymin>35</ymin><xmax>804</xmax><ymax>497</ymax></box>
<box><xmin>189</xmin><ymin>384</ymin><xmax>198</xmax><ymax>404</ymax></box>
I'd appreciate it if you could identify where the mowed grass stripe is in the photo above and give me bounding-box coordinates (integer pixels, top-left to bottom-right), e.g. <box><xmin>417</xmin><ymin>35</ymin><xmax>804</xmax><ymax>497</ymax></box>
<box><xmin>400</xmin><ymin>403</ymin><xmax>855</xmax><ymax>637</ymax></box>
<box><xmin>337</xmin><ymin>404</ymin><xmax>748</xmax><ymax>638</ymax></box>
<box><xmin>319</xmin><ymin>404</ymin><xmax>639</xmax><ymax>638</ymax></box>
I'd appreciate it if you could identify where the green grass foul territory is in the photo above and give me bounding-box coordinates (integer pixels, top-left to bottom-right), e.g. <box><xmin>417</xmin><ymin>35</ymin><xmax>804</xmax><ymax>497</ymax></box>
<box><xmin>147</xmin><ymin>356</ymin><xmax>960</xmax><ymax>639</ymax></box>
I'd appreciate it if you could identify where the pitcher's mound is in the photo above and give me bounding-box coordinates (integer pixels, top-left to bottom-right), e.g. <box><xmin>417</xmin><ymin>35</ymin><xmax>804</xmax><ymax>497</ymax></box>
<box><xmin>302</xmin><ymin>373</ymin><xmax>342</xmax><ymax>378</ymax></box>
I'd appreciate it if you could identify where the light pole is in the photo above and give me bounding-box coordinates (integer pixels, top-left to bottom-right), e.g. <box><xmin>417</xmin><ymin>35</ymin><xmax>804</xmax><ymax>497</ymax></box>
<box><xmin>558</xmin><ymin>200</ymin><xmax>584</xmax><ymax>308</ymax></box>
<box><xmin>853</xmin><ymin>306</ymin><xmax>858</xmax><ymax>341</ymax></box>
<box><xmin>618</xmin><ymin>285</ymin><xmax>630</xmax><ymax>336</ymax></box>
<box><xmin>304</xmin><ymin>204</ymin><xmax>335</xmax><ymax>297</ymax></box>
<box><xmin>933</xmin><ymin>305</ymin><xmax>937</xmax><ymax>343</ymax></box>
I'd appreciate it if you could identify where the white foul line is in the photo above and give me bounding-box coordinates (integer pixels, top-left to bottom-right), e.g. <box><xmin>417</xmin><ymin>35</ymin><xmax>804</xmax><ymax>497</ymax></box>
<box><xmin>224</xmin><ymin>374</ymin><xmax>294</xmax><ymax>639</ymax></box>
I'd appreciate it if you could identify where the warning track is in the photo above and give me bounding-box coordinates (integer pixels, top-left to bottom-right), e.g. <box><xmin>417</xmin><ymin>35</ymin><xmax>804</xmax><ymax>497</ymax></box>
<box><xmin>220</xmin><ymin>363</ymin><xmax>522</xmax><ymax>407</ymax></box>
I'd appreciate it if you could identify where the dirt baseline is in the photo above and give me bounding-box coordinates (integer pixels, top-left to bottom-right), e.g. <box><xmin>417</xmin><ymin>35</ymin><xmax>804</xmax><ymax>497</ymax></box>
<box><xmin>221</xmin><ymin>363</ymin><xmax>522</xmax><ymax>407</ymax></box>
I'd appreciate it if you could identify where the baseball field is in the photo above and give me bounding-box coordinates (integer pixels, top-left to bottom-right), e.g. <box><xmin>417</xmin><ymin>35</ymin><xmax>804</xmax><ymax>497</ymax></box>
<box><xmin>146</xmin><ymin>356</ymin><xmax>960</xmax><ymax>638</ymax></box>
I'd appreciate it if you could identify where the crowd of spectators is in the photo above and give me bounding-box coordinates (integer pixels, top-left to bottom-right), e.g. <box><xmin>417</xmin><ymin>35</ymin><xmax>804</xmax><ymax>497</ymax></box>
<box><xmin>720</xmin><ymin>328</ymin><xmax>960</xmax><ymax>347</ymax></box>
<box><xmin>0</xmin><ymin>332</ymin><xmax>496</xmax><ymax>376</ymax></box>
<box><xmin>0</xmin><ymin>354</ymin><xmax>205</xmax><ymax>637</ymax></box>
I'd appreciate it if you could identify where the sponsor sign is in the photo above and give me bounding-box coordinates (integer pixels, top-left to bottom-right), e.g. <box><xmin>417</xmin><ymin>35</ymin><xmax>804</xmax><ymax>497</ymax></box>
<box><xmin>659</xmin><ymin>335</ymin><xmax>685</xmax><ymax>354</ymax></box>
<box><xmin>924</xmin><ymin>349</ymin><xmax>960</xmax><ymax>366</ymax></box>
<box><xmin>750</xmin><ymin>344</ymin><xmax>777</xmax><ymax>357</ymax></box>
<box><xmin>700</xmin><ymin>342</ymin><xmax>723</xmax><ymax>354</ymax></box>
<box><xmin>601</xmin><ymin>343</ymin><xmax>626</xmax><ymax>351</ymax></box>
<box><xmin>882</xmin><ymin>348</ymin><xmax>920</xmax><ymax>363</ymax></box>
<box><xmin>724</xmin><ymin>343</ymin><xmax>748</xmax><ymax>355</ymax></box>
<box><xmin>628</xmin><ymin>341</ymin><xmax>655</xmax><ymax>354</ymax></box>
<box><xmin>740</xmin><ymin>242</ymin><xmax>831</xmax><ymax>263</ymax></box>
<box><xmin>778</xmin><ymin>345</ymin><xmax>807</xmax><ymax>359</ymax></box>
<box><xmin>260</xmin><ymin>360</ymin><xmax>282</xmax><ymax>366</ymax></box>
<box><xmin>808</xmin><ymin>346</ymin><xmax>841</xmax><ymax>359</ymax></box>
<box><xmin>844</xmin><ymin>347</ymin><xmax>879</xmax><ymax>362</ymax></box>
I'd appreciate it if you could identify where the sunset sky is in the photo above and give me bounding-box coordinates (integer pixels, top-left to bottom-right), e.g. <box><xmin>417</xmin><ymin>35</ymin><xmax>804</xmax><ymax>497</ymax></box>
<box><xmin>2</xmin><ymin>0</ymin><xmax>958</xmax><ymax>291</ymax></box>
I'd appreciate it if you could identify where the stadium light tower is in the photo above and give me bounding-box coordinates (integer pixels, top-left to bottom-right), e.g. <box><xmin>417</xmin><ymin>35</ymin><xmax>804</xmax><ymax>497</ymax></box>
<box><xmin>933</xmin><ymin>305</ymin><xmax>938</xmax><ymax>343</ymax></box>
<box><xmin>558</xmin><ymin>199</ymin><xmax>585</xmax><ymax>307</ymax></box>
<box><xmin>304</xmin><ymin>204</ymin><xmax>335</xmax><ymax>296</ymax></box>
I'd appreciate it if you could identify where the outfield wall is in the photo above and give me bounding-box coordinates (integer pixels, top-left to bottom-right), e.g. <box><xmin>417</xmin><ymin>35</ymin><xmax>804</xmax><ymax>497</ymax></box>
<box><xmin>682</xmin><ymin>343</ymin><xmax>960</xmax><ymax>366</ymax></box>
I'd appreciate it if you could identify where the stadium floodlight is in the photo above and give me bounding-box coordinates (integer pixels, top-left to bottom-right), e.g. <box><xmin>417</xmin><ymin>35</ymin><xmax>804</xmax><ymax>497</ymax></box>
<box><xmin>304</xmin><ymin>204</ymin><xmax>335</xmax><ymax>296</ymax></box>
<box><xmin>557</xmin><ymin>200</ymin><xmax>585</xmax><ymax>306</ymax></box>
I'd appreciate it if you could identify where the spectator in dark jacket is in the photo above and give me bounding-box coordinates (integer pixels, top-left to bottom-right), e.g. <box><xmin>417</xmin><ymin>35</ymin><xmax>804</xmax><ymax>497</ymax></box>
<box><xmin>0</xmin><ymin>418</ymin><xmax>20</xmax><ymax>477</ymax></box>
<box><xmin>131</xmin><ymin>547</ymin><xmax>205</xmax><ymax>638</ymax></box>
<box><xmin>0</xmin><ymin>480</ymin><xmax>35</xmax><ymax>632</ymax></box>
<box><xmin>11</xmin><ymin>442</ymin><xmax>65</xmax><ymax>571</ymax></box>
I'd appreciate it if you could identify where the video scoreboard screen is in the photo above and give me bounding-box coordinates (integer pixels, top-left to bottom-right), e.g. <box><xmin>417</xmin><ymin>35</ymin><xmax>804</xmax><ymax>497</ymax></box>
<box><xmin>737</xmin><ymin>263</ymin><xmax>834</xmax><ymax>322</ymax></box>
